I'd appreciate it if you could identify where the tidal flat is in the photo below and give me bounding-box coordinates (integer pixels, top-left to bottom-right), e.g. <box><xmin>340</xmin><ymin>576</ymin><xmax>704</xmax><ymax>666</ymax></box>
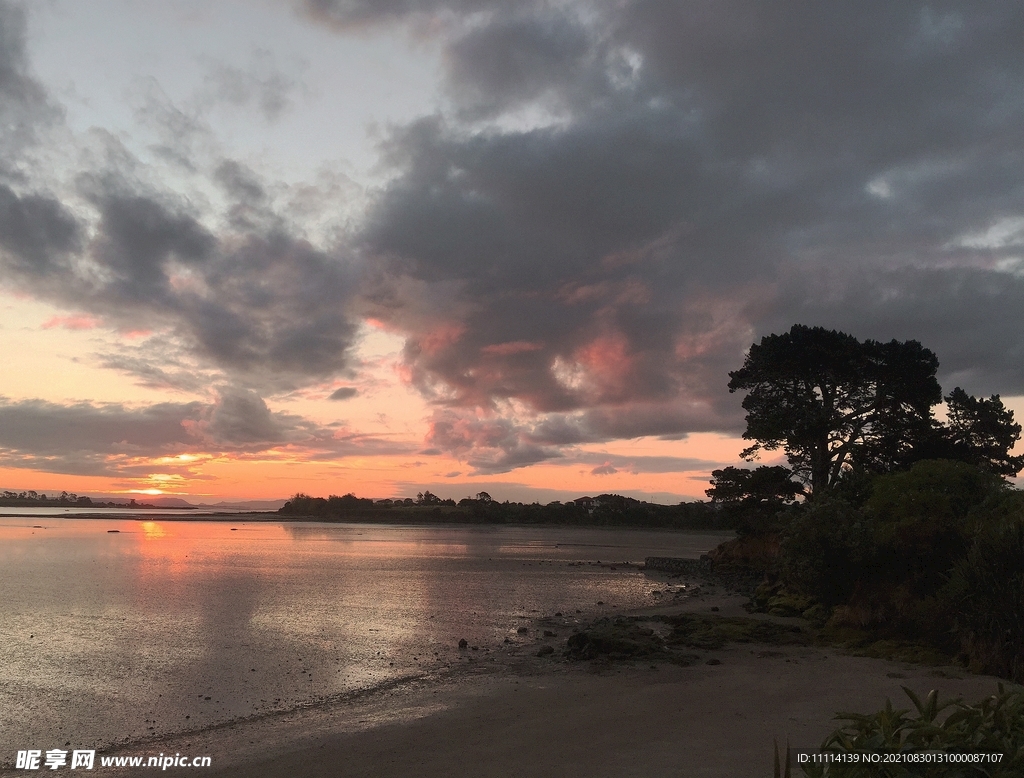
<box><xmin>0</xmin><ymin>517</ymin><xmax>728</xmax><ymax>760</ymax></box>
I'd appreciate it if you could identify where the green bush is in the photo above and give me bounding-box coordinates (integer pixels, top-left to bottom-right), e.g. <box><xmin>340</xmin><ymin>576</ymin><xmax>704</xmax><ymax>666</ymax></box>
<box><xmin>793</xmin><ymin>685</ymin><xmax>1024</xmax><ymax>777</ymax></box>
<box><xmin>943</xmin><ymin>520</ymin><xmax>1024</xmax><ymax>682</ymax></box>
<box><xmin>866</xmin><ymin>460</ymin><xmax>1007</xmax><ymax>526</ymax></box>
<box><xmin>779</xmin><ymin>461</ymin><xmax>1011</xmax><ymax>624</ymax></box>
<box><xmin>779</xmin><ymin>497</ymin><xmax>874</xmax><ymax>607</ymax></box>
<box><xmin>864</xmin><ymin>460</ymin><xmax>1007</xmax><ymax>594</ymax></box>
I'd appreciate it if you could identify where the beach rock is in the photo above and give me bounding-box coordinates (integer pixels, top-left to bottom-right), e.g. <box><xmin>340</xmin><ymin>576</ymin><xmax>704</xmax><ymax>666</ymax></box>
<box><xmin>563</xmin><ymin>617</ymin><xmax>666</xmax><ymax>661</ymax></box>
<box><xmin>458</xmin><ymin>638</ymin><xmax>468</xmax><ymax>649</ymax></box>
<box><xmin>766</xmin><ymin>592</ymin><xmax>815</xmax><ymax>617</ymax></box>
<box><xmin>517</xmin><ymin>626</ymin><xmax>528</xmax><ymax>634</ymax></box>
<box><xmin>543</xmin><ymin>630</ymin><xmax>556</xmax><ymax>637</ymax></box>
<box><xmin>665</xmin><ymin>613</ymin><xmax>809</xmax><ymax>651</ymax></box>
<box><xmin>536</xmin><ymin>645</ymin><xmax>555</xmax><ymax>657</ymax></box>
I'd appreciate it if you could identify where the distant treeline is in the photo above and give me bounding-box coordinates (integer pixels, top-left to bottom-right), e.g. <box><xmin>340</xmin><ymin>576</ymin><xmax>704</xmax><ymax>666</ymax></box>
<box><xmin>278</xmin><ymin>490</ymin><xmax>731</xmax><ymax>529</ymax></box>
<box><xmin>0</xmin><ymin>490</ymin><xmax>166</xmax><ymax>509</ymax></box>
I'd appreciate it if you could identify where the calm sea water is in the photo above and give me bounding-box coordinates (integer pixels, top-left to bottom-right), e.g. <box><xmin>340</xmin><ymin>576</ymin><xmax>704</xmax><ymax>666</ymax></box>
<box><xmin>0</xmin><ymin>518</ymin><xmax>729</xmax><ymax>753</ymax></box>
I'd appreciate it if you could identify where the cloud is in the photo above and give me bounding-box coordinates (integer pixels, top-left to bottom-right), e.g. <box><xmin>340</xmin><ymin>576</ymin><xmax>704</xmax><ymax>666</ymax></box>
<box><xmin>575</xmin><ymin>451</ymin><xmax>724</xmax><ymax>475</ymax></box>
<box><xmin>328</xmin><ymin>386</ymin><xmax>359</xmax><ymax>400</ymax></box>
<box><xmin>350</xmin><ymin>0</ymin><xmax>1024</xmax><ymax>450</ymax></box>
<box><xmin>5</xmin><ymin>0</ymin><xmax>1024</xmax><ymax>479</ymax></box>
<box><xmin>425</xmin><ymin>409</ymin><xmax>562</xmax><ymax>474</ymax></box>
<box><xmin>198</xmin><ymin>50</ymin><xmax>306</xmax><ymax>121</ymax></box>
<box><xmin>0</xmin><ymin>185</ymin><xmax>82</xmax><ymax>275</ymax></box>
<box><xmin>297</xmin><ymin>0</ymin><xmax>514</xmax><ymax>31</ymax></box>
<box><xmin>443</xmin><ymin>11</ymin><xmax>604</xmax><ymax>119</ymax></box>
<box><xmin>41</xmin><ymin>314</ymin><xmax>98</xmax><ymax>330</ymax></box>
<box><xmin>0</xmin><ymin>13</ymin><xmax>363</xmax><ymax>396</ymax></box>
<box><xmin>0</xmin><ymin>391</ymin><xmax>412</xmax><ymax>477</ymax></box>
<box><xmin>1</xmin><ymin>165</ymin><xmax>363</xmax><ymax>391</ymax></box>
<box><xmin>0</xmin><ymin>0</ymin><xmax>61</xmax><ymax>165</ymax></box>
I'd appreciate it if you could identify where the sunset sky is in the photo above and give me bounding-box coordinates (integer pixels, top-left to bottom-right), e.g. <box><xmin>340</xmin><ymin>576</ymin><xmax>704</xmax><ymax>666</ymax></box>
<box><xmin>1</xmin><ymin>1</ymin><xmax>1023</xmax><ymax>504</ymax></box>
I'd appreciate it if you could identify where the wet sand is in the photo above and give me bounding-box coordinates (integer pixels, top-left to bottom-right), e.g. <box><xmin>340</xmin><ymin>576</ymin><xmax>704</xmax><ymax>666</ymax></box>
<box><xmin>109</xmin><ymin>590</ymin><xmax>1005</xmax><ymax>778</ymax></box>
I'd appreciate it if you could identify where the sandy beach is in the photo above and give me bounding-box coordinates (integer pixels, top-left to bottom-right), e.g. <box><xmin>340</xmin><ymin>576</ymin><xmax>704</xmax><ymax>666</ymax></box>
<box><xmin>89</xmin><ymin>588</ymin><xmax>1006</xmax><ymax>778</ymax></box>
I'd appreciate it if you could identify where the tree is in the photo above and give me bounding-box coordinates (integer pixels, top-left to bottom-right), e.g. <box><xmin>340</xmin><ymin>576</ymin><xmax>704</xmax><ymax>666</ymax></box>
<box><xmin>416</xmin><ymin>491</ymin><xmax>441</xmax><ymax>505</ymax></box>
<box><xmin>728</xmin><ymin>324</ymin><xmax>941</xmax><ymax>496</ymax></box>
<box><xmin>941</xmin><ymin>388</ymin><xmax>1024</xmax><ymax>476</ymax></box>
<box><xmin>706</xmin><ymin>465</ymin><xmax>804</xmax><ymax>536</ymax></box>
<box><xmin>705</xmin><ymin>466</ymin><xmax>804</xmax><ymax>504</ymax></box>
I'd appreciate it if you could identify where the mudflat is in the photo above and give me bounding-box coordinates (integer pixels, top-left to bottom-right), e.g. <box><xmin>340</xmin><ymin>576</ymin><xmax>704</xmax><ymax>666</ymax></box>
<box><xmin>125</xmin><ymin>590</ymin><xmax>1004</xmax><ymax>778</ymax></box>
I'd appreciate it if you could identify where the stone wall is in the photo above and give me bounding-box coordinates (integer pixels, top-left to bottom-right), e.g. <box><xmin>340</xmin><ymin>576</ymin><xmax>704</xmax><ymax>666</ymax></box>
<box><xmin>643</xmin><ymin>556</ymin><xmax>713</xmax><ymax>575</ymax></box>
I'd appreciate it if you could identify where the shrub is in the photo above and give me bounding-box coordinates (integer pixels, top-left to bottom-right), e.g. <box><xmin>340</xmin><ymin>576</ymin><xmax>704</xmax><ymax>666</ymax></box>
<box><xmin>943</xmin><ymin>520</ymin><xmax>1024</xmax><ymax>682</ymax></box>
<box><xmin>779</xmin><ymin>497</ymin><xmax>874</xmax><ymax>607</ymax></box>
<box><xmin>863</xmin><ymin>460</ymin><xmax>1007</xmax><ymax>594</ymax></box>
<box><xmin>779</xmin><ymin>461</ymin><xmax>1011</xmax><ymax>622</ymax></box>
<box><xmin>793</xmin><ymin>685</ymin><xmax>1024</xmax><ymax>777</ymax></box>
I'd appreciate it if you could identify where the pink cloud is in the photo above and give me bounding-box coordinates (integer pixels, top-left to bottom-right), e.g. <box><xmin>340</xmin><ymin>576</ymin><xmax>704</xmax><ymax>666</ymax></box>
<box><xmin>480</xmin><ymin>340</ymin><xmax>544</xmax><ymax>356</ymax></box>
<box><xmin>41</xmin><ymin>315</ymin><xmax>99</xmax><ymax>331</ymax></box>
<box><xmin>418</xmin><ymin>322</ymin><xmax>466</xmax><ymax>356</ymax></box>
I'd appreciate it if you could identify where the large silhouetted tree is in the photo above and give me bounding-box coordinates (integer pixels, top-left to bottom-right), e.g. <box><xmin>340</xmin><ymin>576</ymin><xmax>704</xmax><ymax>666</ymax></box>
<box><xmin>728</xmin><ymin>325</ymin><xmax>942</xmax><ymax>496</ymax></box>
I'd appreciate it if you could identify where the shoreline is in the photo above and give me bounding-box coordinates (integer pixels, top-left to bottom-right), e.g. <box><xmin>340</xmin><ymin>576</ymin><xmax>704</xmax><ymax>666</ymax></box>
<box><xmin>53</xmin><ymin>580</ymin><xmax>1010</xmax><ymax>778</ymax></box>
<box><xmin>0</xmin><ymin>512</ymin><xmax>734</xmax><ymax>533</ymax></box>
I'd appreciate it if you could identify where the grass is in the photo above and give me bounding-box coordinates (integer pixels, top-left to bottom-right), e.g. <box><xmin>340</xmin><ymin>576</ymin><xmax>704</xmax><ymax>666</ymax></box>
<box><xmin>664</xmin><ymin>613</ymin><xmax>813</xmax><ymax>651</ymax></box>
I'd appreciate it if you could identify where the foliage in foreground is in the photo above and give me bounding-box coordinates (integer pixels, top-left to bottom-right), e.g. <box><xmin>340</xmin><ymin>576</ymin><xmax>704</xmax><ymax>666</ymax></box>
<box><xmin>773</xmin><ymin>461</ymin><xmax>1024</xmax><ymax>675</ymax></box>
<box><xmin>944</xmin><ymin>521</ymin><xmax>1024</xmax><ymax>682</ymax></box>
<box><xmin>781</xmin><ymin>685</ymin><xmax>1024</xmax><ymax>777</ymax></box>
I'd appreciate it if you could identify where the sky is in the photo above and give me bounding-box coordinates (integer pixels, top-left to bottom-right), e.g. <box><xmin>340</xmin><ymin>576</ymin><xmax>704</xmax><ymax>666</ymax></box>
<box><xmin>1</xmin><ymin>0</ymin><xmax>1023</xmax><ymax>504</ymax></box>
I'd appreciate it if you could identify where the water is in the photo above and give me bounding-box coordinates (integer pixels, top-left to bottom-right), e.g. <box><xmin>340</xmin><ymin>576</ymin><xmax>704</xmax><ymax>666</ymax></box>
<box><xmin>0</xmin><ymin>507</ymin><xmax>259</xmax><ymax>517</ymax></box>
<box><xmin>0</xmin><ymin>518</ymin><xmax>729</xmax><ymax>753</ymax></box>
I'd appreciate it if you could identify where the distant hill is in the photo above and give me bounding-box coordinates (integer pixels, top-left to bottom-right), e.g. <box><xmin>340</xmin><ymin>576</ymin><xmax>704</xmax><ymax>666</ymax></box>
<box><xmin>195</xmin><ymin>499</ymin><xmax>288</xmax><ymax>511</ymax></box>
<box><xmin>147</xmin><ymin>497</ymin><xmax>195</xmax><ymax>508</ymax></box>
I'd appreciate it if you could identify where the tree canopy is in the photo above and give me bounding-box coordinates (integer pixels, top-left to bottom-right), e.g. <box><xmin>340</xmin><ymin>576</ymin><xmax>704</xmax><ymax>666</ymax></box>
<box><xmin>728</xmin><ymin>324</ymin><xmax>942</xmax><ymax>495</ymax></box>
<box><xmin>727</xmin><ymin>325</ymin><xmax>1024</xmax><ymax>496</ymax></box>
<box><xmin>940</xmin><ymin>388</ymin><xmax>1024</xmax><ymax>476</ymax></box>
<box><xmin>705</xmin><ymin>465</ymin><xmax>804</xmax><ymax>505</ymax></box>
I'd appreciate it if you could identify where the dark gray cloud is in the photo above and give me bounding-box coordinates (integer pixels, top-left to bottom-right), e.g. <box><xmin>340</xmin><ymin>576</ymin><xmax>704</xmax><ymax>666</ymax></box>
<box><xmin>444</xmin><ymin>11</ymin><xmax>602</xmax><ymax>119</ymax></box>
<box><xmin>350</xmin><ymin>0</ymin><xmax>1024</xmax><ymax>453</ymax></box>
<box><xmin>5</xmin><ymin>0</ymin><xmax>1024</xmax><ymax>479</ymax></box>
<box><xmin>328</xmin><ymin>386</ymin><xmax>359</xmax><ymax>400</ymax></box>
<box><xmin>0</xmin><ymin>0</ymin><xmax>61</xmax><ymax>168</ymax></box>
<box><xmin>0</xmin><ymin>392</ymin><xmax>411</xmax><ymax>476</ymax></box>
<box><xmin>761</xmin><ymin>265</ymin><xmax>1024</xmax><ymax>396</ymax></box>
<box><xmin>425</xmin><ymin>410</ymin><xmax>562</xmax><ymax>474</ymax></box>
<box><xmin>0</xmin><ymin>165</ymin><xmax>362</xmax><ymax>391</ymax></box>
<box><xmin>577</xmin><ymin>452</ymin><xmax>722</xmax><ymax>476</ymax></box>
<box><xmin>0</xmin><ymin>184</ymin><xmax>81</xmax><ymax>274</ymax></box>
<box><xmin>0</xmin><ymin>397</ymin><xmax>202</xmax><ymax>457</ymax></box>
<box><xmin>0</xmin><ymin>11</ymin><xmax>362</xmax><ymax>395</ymax></box>
<box><xmin>425</xmin><ymin>405</ymin><xmax>735</xmax><ymax>475</ymax></box>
